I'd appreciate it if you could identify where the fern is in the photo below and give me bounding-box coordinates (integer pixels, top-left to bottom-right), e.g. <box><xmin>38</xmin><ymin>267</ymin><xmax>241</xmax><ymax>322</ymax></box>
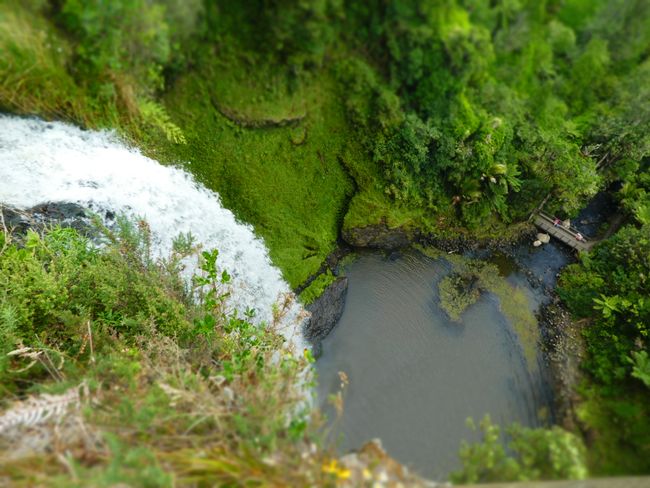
<box><xmin>0</xmin><ymin>382</ymin><xmax>87</xmax><ymax>435</ymax></box>
<box><xmin>634</xmin><ymin>203</ymin><xmax>650</xmax><ymax>227</ymax></box>
<box><xmin>628</xmin><ymin>351</ymin><xmax>650</xmax><ymax>388</ymax></box>
<box><xmin>138</xmin><ymin>99</ymin><xmax>187</xmax><ymax>144</ymax></box>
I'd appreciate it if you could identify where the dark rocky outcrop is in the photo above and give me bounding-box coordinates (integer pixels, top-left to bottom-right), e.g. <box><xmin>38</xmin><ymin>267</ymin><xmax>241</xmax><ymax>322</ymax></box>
<box><xmin>419</xmin><ymin>226</ymin><xmax>538</xmax><ymax>256</ymax></box>
<box><xmin>1</xmin><ymin>202</ymin><xmax>93</xmax><ymax>235</ymax></box>
<box><xmin>342</xmin><ymin>221</ymin><xmax>410</xmax><ymax>250</ymax></box>
<box><xmin>0</xmin><ymin>202</ymin><xmax>122</xmax><ymax>246</ymax></box>
<box><xmin>303</xmin><ymin>276</ymin><xmax>348</xmax><ymax>357</ymax></box>
<box><xmin>539</xmin><ymin>300</ymin><xmax>586</xmax><ymax>431</ymax></box>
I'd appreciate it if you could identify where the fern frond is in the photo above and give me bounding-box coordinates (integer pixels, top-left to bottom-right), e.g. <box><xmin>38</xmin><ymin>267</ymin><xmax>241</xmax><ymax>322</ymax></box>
<box><xmin>138</xmin><ymin>99</ymin><xmax>187</xmax><ymax>144</ymax></box>
<box><xmin>0</xmin><ymin>382</ymin><xmax>88</xmax><ymax>435</ymax></box>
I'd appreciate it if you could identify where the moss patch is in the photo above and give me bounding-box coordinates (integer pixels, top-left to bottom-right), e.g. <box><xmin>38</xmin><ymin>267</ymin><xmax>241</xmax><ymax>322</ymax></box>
<box><xmin>439</xmin><ymin>272</ymin><xmax>481</xmax><ymax>321</ymax></box>
<box><xmin>299</xmin><ymin>270</ymin><xmax>337</xmax><ymax>306</ymax></box>
<box><xmin>148</xmin><ymin>47</ymin><xmax>369</xmax><ymax>288</ymax></box>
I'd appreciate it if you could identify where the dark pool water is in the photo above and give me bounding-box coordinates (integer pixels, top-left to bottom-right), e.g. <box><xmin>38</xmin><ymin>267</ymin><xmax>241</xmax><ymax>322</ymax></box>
<box><xmin>316</xmin><ymin>251</ymin><xmax>553</xmax><ymax>480</ymax></box>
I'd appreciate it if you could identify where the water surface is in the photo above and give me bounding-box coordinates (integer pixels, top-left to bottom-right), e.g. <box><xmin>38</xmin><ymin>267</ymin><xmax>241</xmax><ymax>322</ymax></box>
<box><xmin>317</xmin><ymin>251</ymin><xmax>552</xmax><ymax>479</ymax></box>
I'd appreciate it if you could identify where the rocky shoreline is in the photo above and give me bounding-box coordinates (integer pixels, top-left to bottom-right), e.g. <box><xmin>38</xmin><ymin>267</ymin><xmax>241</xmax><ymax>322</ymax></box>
<box><xmin>539</xmin><ymin>299</ymin><xmax>587</xmax><ymax>432</ymax></box>
<box><xmin>302</xmin><ymin>276</ymin><xmax>349</xmax><ymax>358</ymax></box>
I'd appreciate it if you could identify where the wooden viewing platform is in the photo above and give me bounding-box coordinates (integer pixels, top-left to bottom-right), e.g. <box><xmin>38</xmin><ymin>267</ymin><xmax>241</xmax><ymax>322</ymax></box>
<box><xmin>533</xmin><ymin>211</ymin><xmax>593</xmax><ymax>252</ymax></box>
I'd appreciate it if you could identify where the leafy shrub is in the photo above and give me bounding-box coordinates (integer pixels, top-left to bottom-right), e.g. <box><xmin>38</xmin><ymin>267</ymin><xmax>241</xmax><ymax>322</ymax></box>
<box><xmin>0</xmin><ymin>219</ymin><xmax>323</xmax><ymax>484</ymax></box>
<box><xmin>559</xmin><ymin>225</ymin><xmax>650</xmax><ymax>382</ymax></box>
<box><xmin>559</xmin><ymin>223</ymin><xmax>650</xmax><ymax>472</ymax></box>
<box><xmin>628</xmin><ymin>351</ymin><xmax>650</xmax><ymax>388</ymax></box>
<box><xmin>0</xmin><ymin>220</ymin><xmax>192</xmax><ymax>390</ymax></box>
<box><xmin>452</xmin><ymin>416</ymin><xmax>588</xmax><ymax>484</ymax></box>
<box><xmin>52</xmin><ymin>0</ymin><xmax>196</xmax><ymax>141</ymax></box>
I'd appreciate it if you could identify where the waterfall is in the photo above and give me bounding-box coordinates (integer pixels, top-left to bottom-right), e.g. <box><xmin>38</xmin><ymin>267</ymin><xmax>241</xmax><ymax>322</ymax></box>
<box><xmin>0</xmin><ymin>115</ymin><xmax>307</xmax><ymax>352</ymax></box>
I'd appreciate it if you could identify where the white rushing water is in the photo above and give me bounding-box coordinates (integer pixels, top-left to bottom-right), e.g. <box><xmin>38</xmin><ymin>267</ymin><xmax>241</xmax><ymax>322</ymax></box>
<box><xmin>0</xmin><ymin>115</ymin><xmax>307</xmax><ymax>352</ymax></box>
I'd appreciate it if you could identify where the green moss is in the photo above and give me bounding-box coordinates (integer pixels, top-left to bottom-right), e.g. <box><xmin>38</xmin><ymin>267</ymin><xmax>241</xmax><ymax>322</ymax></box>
<box><xmin>0</xmin><ymin>1</ymin><xmax>89</xmax><ymax>123</ymax></box>
<box><xmin>146</xmin><ymin>48</ymin><xmax>371</xmax><ymax>288</ymax></box>
<box><xmin>299</xmin><ymin>270</ymin><xmax>337</xmax><ymax>306</ymax></box>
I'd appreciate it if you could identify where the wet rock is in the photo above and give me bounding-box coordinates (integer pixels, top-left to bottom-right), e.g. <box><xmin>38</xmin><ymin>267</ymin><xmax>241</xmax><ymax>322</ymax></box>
<box><xmin>342</xmin><ymin>221</ymin><xmax>410</xmax><ymax>250</ymax></box>
<box><xmin>537</xmin><ymin>233</ymin><xmax>550</xmax><ymax>244</ymax></box>
<box><xmin>303</xmin><ymin>276</ymin><xmax>349</xmax><ymax>356</ymax></box>
<box><xmin>1</xmin><ymin>206</ymin><xmax>31</xmax><ymax>234</ymax></box>
<box><xmin>2</xmin><ymin>201</ymin><xmax>91</xmax><ymax>235</ymax></box>
<box><xmin>533</xmin><ymin>239</ymin><xmax>542</xmax><ymax>247</ymax></box>
<box><xmin>419</xmin><ymin>227</ymin><xmax>538</xmax><ymax>256</ymax></box>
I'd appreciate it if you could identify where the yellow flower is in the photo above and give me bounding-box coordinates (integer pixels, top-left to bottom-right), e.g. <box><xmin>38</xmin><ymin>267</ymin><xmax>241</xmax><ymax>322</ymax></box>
<box><xmin>337</xmin><ymin>467</ymin><xmax>351</xmax><ymax>480</ymax></box>
<box><xmin>322</xmin><ymin>459</ymin><xmax>351</xmax><ymax>480</ymax></box>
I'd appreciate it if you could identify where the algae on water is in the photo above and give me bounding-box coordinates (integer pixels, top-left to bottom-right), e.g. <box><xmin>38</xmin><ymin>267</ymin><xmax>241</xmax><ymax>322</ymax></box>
<box><xmin>439</xmin><ymin>272</ymin><xmax>481</xmax><ymax>321</ymax></box>
<box><xmin>438</xmin><ymin>254</ymin><xmax>540</xmax><ymax>367</ymax></box>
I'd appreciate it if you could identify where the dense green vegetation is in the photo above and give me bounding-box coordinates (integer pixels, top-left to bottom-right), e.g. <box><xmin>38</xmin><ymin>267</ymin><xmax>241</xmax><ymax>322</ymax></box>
<box><xmin>0</xmin><ymin>221</ymin><xmax>334</xmax><ymax>485</ymax></box>
<box><xmin>559</xmin><ymin>222</ymin><xmax>650</xmax><ymax>473</ymax></box>
<box><xmin>3</xmin><ymin>0</ymin><xmax>648</xmax><ymax>288</ymax></box>
<box><xmin>2</xmin><ymin>0</ymin><xmax>650</xmax><ymax>482</ymax></box>
<box><xmin>451</xmin><ymin>416</ymin><xmax>587</xmax><ymax>484</ymax></box>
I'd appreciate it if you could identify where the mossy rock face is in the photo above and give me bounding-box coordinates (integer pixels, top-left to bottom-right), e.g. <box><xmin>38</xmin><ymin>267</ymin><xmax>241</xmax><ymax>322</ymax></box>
<box><xmin>303</xmin><ymin>275</ymin><xmax>349</xmax><ymax>356</ymax></box>
<box><xmin>341</xmin><ymin>220</ymin><xmax>411</xmax><ymax>250</ymax></box>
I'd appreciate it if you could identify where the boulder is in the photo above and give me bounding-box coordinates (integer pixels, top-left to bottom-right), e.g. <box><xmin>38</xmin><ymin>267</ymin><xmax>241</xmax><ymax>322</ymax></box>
<box><xmin>303</xmin><ymin>276</ymin><xmax>349</xmax><ymax>357</ymax></box>
<box><xmin>536</xmin><ymin>233</ymin><xmax>550</xmax><ymax>244</ymax></box>
<box><xmin>533</xmin><ymin>240</ymin><xmax>542</xmax><ymax>247</ymax></box>
<box><xmin>2</xmin><ymin>202</ymin><xmax>91</xmax><ymax>235</ymax></box>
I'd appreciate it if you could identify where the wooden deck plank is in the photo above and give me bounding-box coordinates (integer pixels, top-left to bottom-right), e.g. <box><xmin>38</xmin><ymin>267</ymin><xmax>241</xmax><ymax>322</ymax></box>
<box><xmin>532</xmin><ymin>214</ymin><xmax>591</xmax><ymax>252</ymax></box>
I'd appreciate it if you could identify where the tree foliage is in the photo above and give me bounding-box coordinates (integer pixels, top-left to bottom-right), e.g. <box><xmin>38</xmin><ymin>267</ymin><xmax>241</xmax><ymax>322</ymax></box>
<box><xmin>320</xmin><ymin>0</ymin><xmax>648</xmax><ymax>226</ymax></box>
<box><xmin>558</xmin><ymin>222</ymin><xmax>650</xmax><ymax>472</ymax></box>
<box><xmin>451</xmin><ymin>416</ymin><xmax>588</xmax><ymax>484</ymax></box>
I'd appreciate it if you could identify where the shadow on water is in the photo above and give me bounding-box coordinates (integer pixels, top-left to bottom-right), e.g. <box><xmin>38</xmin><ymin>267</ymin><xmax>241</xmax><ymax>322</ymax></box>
<box><xmin>316</xmin><ymin>250</ymin><xmax>555</xmax><ymax>480</ymax></box>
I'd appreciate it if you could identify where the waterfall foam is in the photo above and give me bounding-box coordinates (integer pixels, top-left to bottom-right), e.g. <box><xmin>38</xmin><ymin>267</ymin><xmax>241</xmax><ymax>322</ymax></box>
<box><xmin>0</xmin><ymin>115</ymin><xmax>307</xmax><ymax>352</ymax></box>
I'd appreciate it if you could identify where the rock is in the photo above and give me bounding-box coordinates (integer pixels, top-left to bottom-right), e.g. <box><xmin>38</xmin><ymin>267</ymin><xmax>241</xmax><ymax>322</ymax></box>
<box><xmin>533</xmin><ymin>239</ymin><xmax>542</xmax><ymax>247</ymax></box>
<box><xmin>536</xmin><ymin>232</ymin><xmax>550</xmax><ymax>244</ymax></box>
<box><xmin>342</xmin><ymin>220</ymin><xmax>410</xmax><ymax>250</ymax></box>
<box><xmin>303</xmin><ymin>276</ymin><xmax>349</xmax><ymax>356</ymax></box>
<box><xmin>338</xmin><ymin>439</ymin><xmax>440</xmax><ymax>487</ymax></box>
<box><xmin>2</xmin><ymin>202</ymin><xmax>91</xmax><ymax>233</ymax></box>
<box><xmin>1</xmin><ymin>206</ymin><xmax>32</xmax><ymax>234</ymax></box>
